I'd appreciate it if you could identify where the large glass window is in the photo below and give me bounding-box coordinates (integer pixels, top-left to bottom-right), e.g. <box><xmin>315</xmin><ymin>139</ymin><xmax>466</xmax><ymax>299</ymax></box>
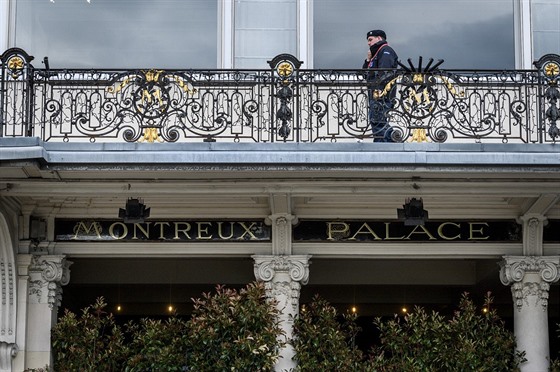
<box><xmin>14</xmin><ymin>0</ymin><xmax>217</xmax><ymax>69</ymax></box>
<box><xmin>234</xmin><ymin>0</ymin><xmax>297</xmax><ymax>68</ymax></box>
<box><xmin>314</xmin><ymin>0</ymin><xmax>515</xmax><ymax>70</ymax></box>
<box><xmin>532</xmin><ymin>0</ymin><xmax>560</xmax><ymax>60</ymax></box>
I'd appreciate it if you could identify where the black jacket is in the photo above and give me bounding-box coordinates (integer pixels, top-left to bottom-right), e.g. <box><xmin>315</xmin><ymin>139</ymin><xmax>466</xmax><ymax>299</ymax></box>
<box><xmin>362</xmin><ymin>40</ymin><xmax>398</xmax><ymax>69</ymax></box>
<box><xmin>362</xmin><ymin>40</ymin><xmax>398</xmax><ymax>96</ymax></box>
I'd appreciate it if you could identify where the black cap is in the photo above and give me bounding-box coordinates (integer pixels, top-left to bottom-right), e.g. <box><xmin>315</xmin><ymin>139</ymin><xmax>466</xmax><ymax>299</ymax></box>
<box><xmin>367</xmin><ymin>29</ymin><xmax>387</xmax><ymax>39</ymax></box>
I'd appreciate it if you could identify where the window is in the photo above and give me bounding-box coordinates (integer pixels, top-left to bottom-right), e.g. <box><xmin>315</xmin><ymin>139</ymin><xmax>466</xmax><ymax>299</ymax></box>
<box><xmin>14</xmin><ymin>0</ymin><xmax>218</xmax><ymax>69</ymax></box>
<box><xmin>313</xmin><ymin>0</ymin><xmax>515</xmax><ymax>70</ymax></box>
<box><xmin>532</xmin><ymin>0</ymin><xmax>560</xmax><ymax>60</ymax></box>
<box><xmin>234</xmin><ymin>0</ymin><xmax>297</xmax><ymax>68</ymax></box>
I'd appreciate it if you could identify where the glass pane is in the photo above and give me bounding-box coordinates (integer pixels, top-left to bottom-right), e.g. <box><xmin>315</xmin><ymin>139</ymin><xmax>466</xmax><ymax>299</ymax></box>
<box><xmin>532</xmin><ymin>0</ymin><xmax>560</xmax><ymax>59</ymax></box>
<box><xmin>313</xmin><ymin>0</ymin><xmax>515</xmax><ymax>70</ymax></box>
<box><xmin>234</xmin><ymin>0</ymin><xmax>297</xmax><ymax>68</ymax></box>
<box><xmin>14</xmin><ymin>0</ymin><xmax>217</xmax><ymax>69</ymax></box>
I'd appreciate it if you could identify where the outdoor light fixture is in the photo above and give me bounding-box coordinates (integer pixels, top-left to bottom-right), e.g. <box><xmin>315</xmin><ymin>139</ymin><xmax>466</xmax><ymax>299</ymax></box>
<box><xmin>397</xmin><ymin>197</ymin><xmax>429</xmax><ymax>226</ymax></box>
<box><xmin>118</xmin><ymin>198</ymin><xmax>150</xmax><ymax>223</ymax></box>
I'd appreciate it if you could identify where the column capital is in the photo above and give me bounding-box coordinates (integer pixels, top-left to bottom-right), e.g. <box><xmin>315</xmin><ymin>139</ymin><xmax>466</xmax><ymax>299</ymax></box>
<box><xmin>29</xmin><ymin>255</ymin><xmax>72</xmax><ymax>309</ymax></box>
<box><xmin>500</xmin><ymin>256</ymin><xmax>560</xmax><ymax>311</ymax></box>
<box><xmin>252</xmin><ymin>255</ymin><xmax>311</xmax><ymax>284</ymax></box>
<box><xmin>500</xmin><ymin>256</ymin><xmax>560</xmax><ymax>285</ymax></box>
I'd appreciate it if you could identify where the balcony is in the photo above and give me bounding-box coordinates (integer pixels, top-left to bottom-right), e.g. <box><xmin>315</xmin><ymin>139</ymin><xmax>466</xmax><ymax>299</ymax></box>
<box><xmin>1</xmin><ymin>48</ymin><xmax>559</xmax><ymax>144</ymax></box>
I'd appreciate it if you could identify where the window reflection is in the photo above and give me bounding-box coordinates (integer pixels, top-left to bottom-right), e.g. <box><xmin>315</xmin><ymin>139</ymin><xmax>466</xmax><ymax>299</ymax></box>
<box><xmin>234</xmin><ymin>0</ymin><xmax>297</xmax><ymax>68</ymax></box>
<box><xmin>532</xmin><ymin>0</ymin><xmax>560</xmax><ymax>60</ymax></box>
<box><xmin>15</xmin><ymin>0</ymin><xmax>217</xmax><ymax>69</ymax></box>
<box><xmin>314</xmin><ymin>0</ymin><xmax>515</xmax><ymax>70</ymax></box>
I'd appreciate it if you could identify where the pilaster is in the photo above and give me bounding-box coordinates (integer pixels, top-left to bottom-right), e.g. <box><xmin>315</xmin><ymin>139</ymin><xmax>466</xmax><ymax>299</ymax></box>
<box><xmin>253</xmin><ymin>255</ymin><xmax>311</xmax><ymax>372</ymax></box>
<box><xmin>25</xmin><ymin>255</ymin><xmax>71</xmax><ymax>369</ymax></box>
<box><xmin>500</xmin><ymin>256</ymin><xmax>560</xmax><ymax>372</ymax></box>
<box><xmin>518</xmin><ymin>214</ymin><xmax>548</xmax><ymax>256</ymax></box>
<box><xmin>13</xmin><ymin>255</ymin><xmax>31</xmax><ymax>372</ymax></box>
<box><xmin>266</xmin><ymin>214</ymin><xmax>298</xmax><ymax>256</ymax></box>
<box><xmin>0</xmin><ymin>203</ymin><xmax>17</xmax><ymax>372</ymax></box>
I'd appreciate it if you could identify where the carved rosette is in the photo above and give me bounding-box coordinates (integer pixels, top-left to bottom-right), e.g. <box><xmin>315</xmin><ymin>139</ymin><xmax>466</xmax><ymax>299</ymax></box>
<box><xmin>500</xmin><ymin>256</ymin><xmax>560</xmax><ymax>311</ymax></box>
<box><xmin>253</xmin><ymin>255</ymin><xmax>311</xmax><ymax>312</ymax></box>
<box><xmin>29</xmin><ymin>255</ymin><xmax>72</xmax><ymax>309</ymax></box>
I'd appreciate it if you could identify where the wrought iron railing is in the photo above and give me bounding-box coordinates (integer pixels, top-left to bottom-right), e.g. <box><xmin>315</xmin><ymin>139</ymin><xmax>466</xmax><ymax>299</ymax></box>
<box><xmin>1</xmin><ymin>48</ymin><xmax>559</xmax><ymax>144</ymax></box>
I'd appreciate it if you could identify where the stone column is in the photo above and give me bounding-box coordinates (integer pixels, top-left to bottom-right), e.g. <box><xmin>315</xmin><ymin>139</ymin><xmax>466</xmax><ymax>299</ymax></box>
<box><xmin>253</xmin><ymin>255</ymin><xmax>311</xmax><ymax>372</ymax></box>
<box><xmin>26</xmin><ymin>255</ymin><xmax>71</xmax><ymax>368</ymax></box>
<box><xmin>500</xmin><ymin>256</ymin><xmax>560</xmax><ymax>372</ymax></box>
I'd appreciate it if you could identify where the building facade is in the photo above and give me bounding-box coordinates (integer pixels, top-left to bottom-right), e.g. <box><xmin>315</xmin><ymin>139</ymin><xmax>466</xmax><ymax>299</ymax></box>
<box><xmin>1</xmin><ymin>1</ymin><xmax>560</xmax><ymax>371</ymax></box>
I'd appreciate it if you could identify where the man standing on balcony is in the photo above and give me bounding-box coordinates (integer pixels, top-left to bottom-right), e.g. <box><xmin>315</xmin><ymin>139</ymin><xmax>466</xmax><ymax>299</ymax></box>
<box><xmin>363</xmin><ymin>29</ymin><xmax>398</xmax><ymax>142</ymax></box>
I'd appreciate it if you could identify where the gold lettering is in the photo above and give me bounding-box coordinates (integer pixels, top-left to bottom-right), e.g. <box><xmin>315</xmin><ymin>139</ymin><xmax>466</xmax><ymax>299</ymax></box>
<box><xmin>154</xmin><ymin>222</ymin><xmax>170</xmax><ymax>240</ymax></box>
<box><xmin>217</xmin><ymin>222</ymin><xmax>235</xmax><ymax>240</ymax></box>
<box><xmin>437</xmin><ymin>222</ymin><xmax>461</xmax><ymax>240</ymax></box>
<box><xmin>132</xmin><ymin>222</ymin><xmax>151</xmax><ymax>240</ymax></box>
<box><xmin>349</xmin><ymin>222</ymin><xmax>382</xmax><ymax>241</ymax></box>
<box><xmin>405</xmin><ymin>225</ymin><xmax>437</xmax><ymax>240</ymax></box>
<box><xmin>469</xmin><ymin>222</ymin><xmax>490</xmax><ymax>240</ymax></box>
<box><xmin>196</xmin><ymin>222</ymin><xmax>213</xmax><ymax>240</ymax></box>
<box><xmin>327</xmin><ymin>222</ymin><xmax>350</xmax><ymax>241</ymax></box>
<box><xmin>174</xmin><ymin>222</ymin><xmax>191</xmax><ymax>240</ymax></box>
<box><xmin>72</xmin><ymin>221</ymin><xmax>103</xmax><ymax>239</ymax></box>
<box><xmin>238</xmin><ymin>222</ymin><xmax>258</xmax><ymax>240</ymax></box>
<box><xmin>384</xmin><ymin>222</ymin><xmax>406</xmax><ymax>240</ymax></box>
<box><xmin>109</xmin><ymin>222</ymin><xmax>128</xmax><ymax>240</ymax></box>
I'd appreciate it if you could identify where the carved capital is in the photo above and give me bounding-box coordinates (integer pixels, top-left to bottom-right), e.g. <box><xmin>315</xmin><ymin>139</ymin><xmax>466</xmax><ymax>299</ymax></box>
<box><xmin>253</xmin><ymin>255</ymin><xmax>311</xmax><ymax>313</ymax></box>
<box><xmin>29</xmin><ymin>255</ymin><xmax>72</xmax><ymax>309</ymax></box>
<box><xmin>500</xmin><ymin>256</ymin><xmax>560</xmax><ymax>311</ymax></box>
<box><xmin>0</xmin><ymin>342</ymin><xmax>18</xmax><ymax>370</ymax></box>
<box><xmin>253</xmin><ymin>255</ymin><xmax>311</xmax><ymax>284</ymax></box>
<box><xmin>511</xmin><ymin>281</ymin><xmax>551</xmax><ymax>311</ymax></box>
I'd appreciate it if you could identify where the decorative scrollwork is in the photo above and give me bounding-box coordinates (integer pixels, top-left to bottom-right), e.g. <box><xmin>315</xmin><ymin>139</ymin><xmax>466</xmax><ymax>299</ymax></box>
<box><xmin>2</xmin><ymin>48</ymin><xmax>560</xmax><ymax>143</ymax></box>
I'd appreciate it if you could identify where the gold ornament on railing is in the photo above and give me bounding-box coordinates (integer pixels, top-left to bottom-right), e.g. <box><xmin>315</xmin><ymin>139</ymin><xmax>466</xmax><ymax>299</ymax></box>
<box><xmin>409</xmin><ymin>128</ymin><xmax>429</xmax><ymax>143</ymax></box>
<box><xmin>277</xmin><ymin>62</ymin><xmax>293</xmax><ymax>77</ymax></box>
<box><xmin>7</xmin><ymin>56</ymin><xmax>24</xmax><ymax>79</ymax></box>
<box><xmin>139</xmin><ymin>127</ymin><xmax>162</xmax><ymax>143</ymax></box>
<box><xmin>544</xmin><ymin>62</ymin><xmax>559</xmax><ymax>77</ymax></box>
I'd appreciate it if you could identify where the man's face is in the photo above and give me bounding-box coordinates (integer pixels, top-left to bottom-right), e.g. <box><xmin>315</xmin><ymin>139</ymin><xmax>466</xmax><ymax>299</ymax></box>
<box><xmin>367</xmin><ymin>36</ymin><xmax>382</xmax><ymax>46</ymax></box>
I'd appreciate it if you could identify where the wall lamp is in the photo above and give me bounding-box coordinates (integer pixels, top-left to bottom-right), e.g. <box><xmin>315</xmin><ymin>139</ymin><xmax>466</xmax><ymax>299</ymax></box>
<box><xmin>119</xmin><ymin>198</ymin><xmax>150</xmax><ymax>224</ymax></box>
<box><xmin>397</xmin><ymin>198</ymin><xmax>429</xmax><ymax>226</ymax></box>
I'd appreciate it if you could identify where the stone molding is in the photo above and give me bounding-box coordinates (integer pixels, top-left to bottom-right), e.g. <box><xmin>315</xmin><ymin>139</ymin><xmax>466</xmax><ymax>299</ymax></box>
<box><xmin>28</xmin><ymin>255</ymin><xmax>72</xmax><ymax>309</ymax></box>
<box><xmin>500</xmin><ymin>256</ymin><xmax>560</xmax><ymax>311</ymax></box>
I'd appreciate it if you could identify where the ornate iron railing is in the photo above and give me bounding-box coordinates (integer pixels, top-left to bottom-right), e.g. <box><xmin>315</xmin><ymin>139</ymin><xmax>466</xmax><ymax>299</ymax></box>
<box><xmin>1</xmin><ymin>48</ymin><xmax>559</xmax><ymax>143</ymax></box>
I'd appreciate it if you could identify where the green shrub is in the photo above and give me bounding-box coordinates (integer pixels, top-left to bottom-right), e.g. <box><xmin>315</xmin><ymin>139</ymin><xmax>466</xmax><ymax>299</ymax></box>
<box><xmin>52</xmin><ymin>297</ymin><xmax>130</xmax><ymax>372</ymax></box>
<box><xmin>292</xmin><ymin>295</ymin><xmax>364</xmax><ymax>371</ymax></box>
<box><xmin>126</xmin><ymin>317</ymin><xmax>189</xmax><ymax>371</ymax></box>
<box><xmin>368</xmin><ymin>292</ymin><xmax>525</xmax><ymax>372</ymax></box>
<box><xmin>185</xmin><ymin>282</ymin><xmax>284</xmax><ymax>371</ymax></box>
